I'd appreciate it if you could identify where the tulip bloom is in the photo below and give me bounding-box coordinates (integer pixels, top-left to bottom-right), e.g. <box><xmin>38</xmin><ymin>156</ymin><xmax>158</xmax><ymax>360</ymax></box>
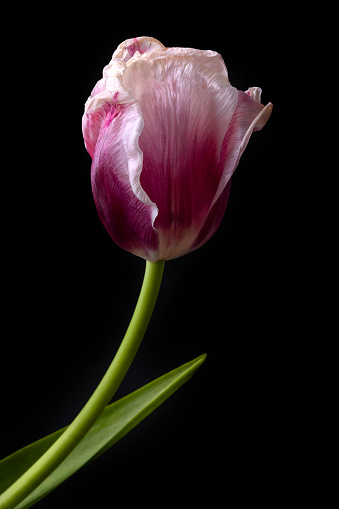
<box><xmin>82</xmin><ymin>37</ymin><xmax>272</xmax><ymax>262</ymax></box>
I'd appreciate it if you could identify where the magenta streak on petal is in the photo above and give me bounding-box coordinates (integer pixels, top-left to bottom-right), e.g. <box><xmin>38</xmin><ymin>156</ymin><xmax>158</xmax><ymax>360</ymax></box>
<box><xmin>127</xmin><ymin>37</ymin><xmax>154</xmax><ymax>57</ymax></box>
<box><xmin>127</xmin><ymin>40</ymin><xmax>140</xmax><ymax>58</ymax></box>
<box><xmin>91</xmin><ymin>99</ymin><xmax>159</xmax><ymax>261</ymax></box>
<box><xmin>192</xmin><ymin>179</ymin><xmax>231</xmax><ymax>253</ymax></box>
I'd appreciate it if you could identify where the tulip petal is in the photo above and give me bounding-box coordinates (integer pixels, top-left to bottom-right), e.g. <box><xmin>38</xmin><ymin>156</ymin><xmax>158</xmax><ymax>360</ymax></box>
<box><xmin>112</xmin><ymin>36</ymin><xmax>166</xmax><ymax>63</ymax></box>
<box><xmin>82</xmin><ymin>89</ymin><xmax>113</xmax><ymax>159</ymax></box>
<box><xmin>122</xmin><ymin>50</ymin><xmax>238</xmax><ymax>259</ymax></box>
<box><xmin>91</xmin><ymin>96</ymin><xmax>159</xmax><ymax>261</ymax></box>
<box><xmin>212</xmin><ymin>90</ymin><xmax>273</xmax><ymax>207</ymax></box>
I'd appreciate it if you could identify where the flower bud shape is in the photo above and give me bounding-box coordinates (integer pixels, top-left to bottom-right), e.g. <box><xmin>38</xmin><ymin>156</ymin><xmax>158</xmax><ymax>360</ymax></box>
<box><xmin>82</xmin><ymin>37</ymin><xmax>272</xmax><ymax>262</ymax></box>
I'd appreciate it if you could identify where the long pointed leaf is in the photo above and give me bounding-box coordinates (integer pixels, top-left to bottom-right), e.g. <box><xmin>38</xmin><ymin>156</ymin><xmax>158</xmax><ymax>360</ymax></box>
<box><xmin>0</xmin><ymin>354</ymin><xmax>206</xmax><ymax>508</ymax></box>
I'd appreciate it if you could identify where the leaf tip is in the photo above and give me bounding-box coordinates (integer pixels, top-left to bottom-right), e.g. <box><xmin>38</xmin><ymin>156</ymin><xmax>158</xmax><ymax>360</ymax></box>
<box><xmin>192</xmin><ymin>353</ymin><xmax>207</xmax><ymax>369</ymax></box>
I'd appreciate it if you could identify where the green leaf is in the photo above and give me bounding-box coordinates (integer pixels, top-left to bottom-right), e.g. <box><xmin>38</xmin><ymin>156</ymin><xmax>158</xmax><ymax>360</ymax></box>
<box><xmin>0</xmin><ymin>354</ymin><xmax>206</xmax><ymax>509</ymax></box>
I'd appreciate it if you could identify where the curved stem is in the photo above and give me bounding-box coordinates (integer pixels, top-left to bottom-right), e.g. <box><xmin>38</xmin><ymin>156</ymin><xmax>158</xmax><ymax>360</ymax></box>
<box><xmin>0</xmin><ymin>260</ymin><xmax>165</xmax><ymax>509</ymax></box>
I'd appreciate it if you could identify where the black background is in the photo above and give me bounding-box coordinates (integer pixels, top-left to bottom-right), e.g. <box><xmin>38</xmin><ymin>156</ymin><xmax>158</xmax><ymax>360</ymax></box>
<box><xmin>1</xmin><ymin>7</ymin><xmax>323</xmax><ymax>508</ymax></box>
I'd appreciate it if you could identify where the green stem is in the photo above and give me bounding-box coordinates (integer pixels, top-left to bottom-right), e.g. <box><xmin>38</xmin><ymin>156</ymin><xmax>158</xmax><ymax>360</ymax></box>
<box><xmin>0</xmin><ymin>260</ymin><xmax>165</xmax><ymax>509</ymax></box>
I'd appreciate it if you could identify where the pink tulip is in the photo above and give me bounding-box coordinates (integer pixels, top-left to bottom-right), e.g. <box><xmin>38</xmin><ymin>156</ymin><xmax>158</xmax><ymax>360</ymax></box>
<box><xmin>82</xmin><ymin>37</ymin><xmax>272</xmax><ymax>262</ymax></box>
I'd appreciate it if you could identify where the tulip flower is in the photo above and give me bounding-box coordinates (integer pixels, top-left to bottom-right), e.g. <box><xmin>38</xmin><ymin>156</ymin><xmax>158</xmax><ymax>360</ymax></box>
<box><xmin>0</xmin><ymin>38</ymin><xmax>273</xmax><ymax>509</ymax></box>
<box><xmin>82</xmin><ymin>36</ymin><xmax>272</xmax><ymax>261</ymax></box>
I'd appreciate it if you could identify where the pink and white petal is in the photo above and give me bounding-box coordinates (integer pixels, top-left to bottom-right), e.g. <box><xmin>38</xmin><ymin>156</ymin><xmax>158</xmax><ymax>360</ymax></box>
<box><xmin>212</xmin><ymin>91</ymin><xmax>273</xmax><ymax>207</ymax></box>
<box><xmin>82</xmin><ymin>92</ymin><xmax>114</xmax><ymax>158</ymax></box>
<box><xmin>164</xmin><ymin>46</ymin><xmax>230</xmax><ymax>81</ymax></box>
<box><xmin>83</xmin><ymin>45</ymin><xmax>148</xmax><ymax>159</ymax></box>
<box><xmin>91</xmin><ymin>98</ymin><xmax>159</xmax><ymax>261</ymax></box>
<box><xmin>122</xmin><ymin>53</ymin><xmax>238</xmax><ymax>259</ymax></box>
<box><xmin>111</xmin><ymin>36</ymin><xmax>166</xmax><ymax>64</ymax></box>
